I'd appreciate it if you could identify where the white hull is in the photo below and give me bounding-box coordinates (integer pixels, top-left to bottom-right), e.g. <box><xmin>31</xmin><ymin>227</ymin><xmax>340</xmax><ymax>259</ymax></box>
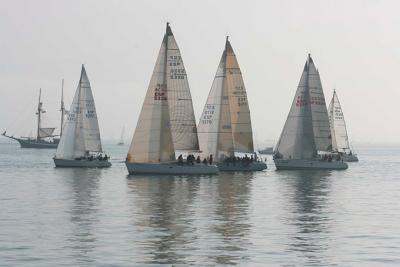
<box><xmin>342</xmin><ymin>154</ymin><xmax>359</xmax><ymax>162</ymax></box>
<box><xmin>218</xmin><ymin>161</ymin><xmax>267</xmax><ymax>172</ymax></box>
<box><xmin>54</xmin><ymin>158</ymin><xmax>112</xmax><ymax>168</ymax></box>
<box><xmin>274</xmin><ymin>159</ymin><xmax>348</xmax><ymax>170</ymax></box>
<box><xmin>126</xmin><ymin>162</ymin><xmax>219</xmax><ymax>175</ymax></box>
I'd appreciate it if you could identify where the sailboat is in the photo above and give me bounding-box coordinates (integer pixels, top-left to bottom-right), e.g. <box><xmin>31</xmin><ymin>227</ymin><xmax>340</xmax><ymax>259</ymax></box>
<box><xmin>125</xmin><ymin>23</ymin><xmax>218</xmax><ymax>175</ymax></box>
<box><xmin>328</xmin><ymin>90</ymin><xmax>358</xmax><ymax>162</ymax></box>
<box><xmin>274</xmin><ymin>54</ymin><xmax>348</xmax><ymax>170</ymax></box>
<box><xmin>53</xmin><ymin>65</ymin><xmax>111</xmax><ymax>168</ymax></box>
<box><xmin>197</xmin><ymin>37</ymin><xmax>267</xmax><ymax>171</ymax></box>
<box><xmin>2</xmin><ymin>85</ymin><xmax>64</xmax><ymax>149</ymax></box>
<box><xmin>117</xmin><ymin>125</ymin><xmax>125</xmax><ymax>145</ymax></box>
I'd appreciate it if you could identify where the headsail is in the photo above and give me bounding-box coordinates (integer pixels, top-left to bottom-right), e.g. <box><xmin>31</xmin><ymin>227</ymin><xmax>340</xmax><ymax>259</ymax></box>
<box><xmin>328</xmin><ymin>90</ymin><xmax>350</xmax><ymax>152</ymax></box>
<box><xmin>275</xmin><ymin>54</ymin><xmax>331</xmax><ymax>159</ymax></box>
<box><xmin>56</xmin><ymin>65</ymin><xmax>102</xmax><ymax>159</ymax></box>
<box><xmin>127</xmin><ymin>23</ymin><xmax>175</xmax><ymax>163</ymax></box>
<box><xmin>225</xmin><ymin>39</ymin><xmax>254</xmax><ymax>153</ymax></box>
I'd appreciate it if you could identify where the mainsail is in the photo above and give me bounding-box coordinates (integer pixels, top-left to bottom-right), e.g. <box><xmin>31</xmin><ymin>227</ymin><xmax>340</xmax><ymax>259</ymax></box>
<box><xmin>328</xmin><ymin>90</ymin><xmax>350</xmax><ymax>152</ymax></box>
<box><xmin>275</xmin><ymin>54</ymin><xmax>332</xmax><ymax>159</ymax></box>
<box><xmin>127</xmin><ymin>23</ymin><xmax>176</xmax><ymax>163</ymax></box>
<box><xmin>198</xmin><ymin>37</ymin><xmax>254</xmax><ymax>161</ymax></box>
<box><xmin>56</xmin><ymin>65</ymin><xmax>102</xmax><ymax>159</ymax></box>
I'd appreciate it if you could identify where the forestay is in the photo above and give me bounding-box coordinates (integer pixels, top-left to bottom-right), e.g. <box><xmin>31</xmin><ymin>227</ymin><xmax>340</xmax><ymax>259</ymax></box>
<box><xmin>328</xmin><ymin>90</ymin><xmax>350</xmax><ymax>152</ymax></box>
<box><xmin>56</xmin><ymin>65</ymin><xmax>102</xmax><ymax>159</ymax></box>
<box><xmin>275</xmin><ymin>54</ymin><xmax>332</xmax><ymax>159</ymax></box>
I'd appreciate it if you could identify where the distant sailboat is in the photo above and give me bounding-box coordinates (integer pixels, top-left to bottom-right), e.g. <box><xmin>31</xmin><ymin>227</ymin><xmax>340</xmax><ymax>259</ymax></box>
<box><xmin>274</xmin><ymin>54</ymin><xmax>348</xmax><ymax>170</ymax></box>
<box><xmin>2</xmin><ymin>86</ymin><xmax>63</xmax><ymax>149</ymax></box>
<box><xmin>53</xmin><ymin>65</ymin><xmax>111</xmax><ymax>168</ymax></box>
<box><xmin>117</xmin><ymin>125</ymin><xmax>125</xmax><ymax>145</ymax></box>
<box><xmin>328</xmin><ymin>90</ymin><xmax>358</xmax><ymax>162</ymax></box>
<box><xmin>197</xmin><ymin>37</ymin><xmax>267</xmax><ymax>171</ymax></box>
<box><xmin>125</xmin><ymin>23</ymin><xmax>218</xmax><ymax>175</ymax></box>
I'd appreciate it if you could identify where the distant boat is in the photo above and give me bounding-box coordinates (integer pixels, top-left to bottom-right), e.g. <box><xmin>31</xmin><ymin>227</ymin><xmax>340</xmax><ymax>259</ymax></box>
<box><xmin>258</xmin><ymin>147</ymin><xmax>274</xmax><ymax>155</ymax></box>
<box><xmin>274</xmin><ymin>54</ymin><xmax>348</xmax><ymax>170</ymax></box>
<box><xmin>117</xmin><ymin>125</ymin><xmax>125</xmax><ymax>145</ymax></box>
<box><xmin>197</xmin><ymin>37</ymin><xmax>267</xmax><ymax>171</ymax></box>
<box><xmin>2</xmin><ymin>84</ymin><xmax>65</xmax><ymax>149</ymax></box>
<box><xmin>328</xmin><ymin>90</ymin><xmax>358</xmax><ymax>162</ymax></box>
<box><xmin>125</xmin><ymin>23</ymin><xmax>218</xmax><ymax>175</ymax></box>
<box><xmin>53</xmin><ymin>65</ymin><xmax>111</xmax><ymax>168</ymax></box>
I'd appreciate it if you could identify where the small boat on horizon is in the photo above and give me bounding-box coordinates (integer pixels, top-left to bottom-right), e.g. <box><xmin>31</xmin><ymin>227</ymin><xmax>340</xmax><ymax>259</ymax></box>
<box><xmin>274</xmin><ymin>54</ymin><xmax>348</xmax><ymax>170</ymax></box>
<box><xmin>328</xmin><ymin>89</ymin><xmax>359</xmax><ymax>162</ymax></box>
<box><xmin>197</xmin><ymin>37</ymin><xmax>267</xmax><ymax>172</ymax></box>
<box><xmin>2</xmin><ymin>84</ymin><xmax>66</xmax><ymax>149</ymax></box>
<box><xmin>117</xmin><ymin>125</ymin><xmax>125</xmax><ymax>146</ymax></box>
<box><xmin>125</xmin><ymin>23</ymin><xmax>218</xmax><ymax>175</ymax></box>
<box><xmin>53</xmin><ymin>65</ymin><xmax>111</xmax><ymax>168</ymax></box>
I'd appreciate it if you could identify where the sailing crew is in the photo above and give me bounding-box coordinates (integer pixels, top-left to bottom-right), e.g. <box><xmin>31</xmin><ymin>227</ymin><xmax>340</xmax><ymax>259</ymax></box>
<box><xmin>209</xmin><ymin>154</ymin><xmax>213</xmax><ymax>165</ymax></box>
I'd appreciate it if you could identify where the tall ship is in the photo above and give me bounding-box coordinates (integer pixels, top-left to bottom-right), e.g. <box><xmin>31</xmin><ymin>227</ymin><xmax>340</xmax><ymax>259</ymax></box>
<box><xmin>274</xmin><ymin>54</ymin><xmax>348</xmax><ymax>170</ymax></box>
<box><xmin>328</xmin><ymin>90</ymin><xmax>358</xmax><ymax>162</ymax></box>
<box><xmin>53</xmin><ymin>65</ymin><xmax>111</xmax><ymax>168</ymax></box>
<box><xmin>125</xmin><ymin>23</ymin><xmax>218</xmax><ymax>175</ymax></box>
<box><xmin>2</xmin><ymin>84</ymin><xmax>65</xmax><ymax>149</ymax></box>
<box><xmin>197</xmin><ymin>37</ymin><xmax>267</xmax><ymax>171</ymax></box>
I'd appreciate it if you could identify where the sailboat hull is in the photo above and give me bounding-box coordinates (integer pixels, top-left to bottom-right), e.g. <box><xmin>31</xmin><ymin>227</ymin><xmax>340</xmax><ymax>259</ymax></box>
<box><xmin>342</xmin><ymin>154</ymin><xmax>359</xmax><ymax>162</ymax></box>
<box><xmin>126</xmin><ymin>162</ymin><xmax>219</xmax><ymax>175</ymax></box>
<box><xmin>54</xmin><ymin>158</ymin><xmax>111</xmax><ymax>168</ymax></box>
<box><xmin>17</xmin><ymin>138</ymin><xmax>59</xmax><ymax>149</ymax></box>
<box><xmin>217</xmin><ymin>161</ymin><xmax>267</xmax><ymax>172</ymax></box>
<box><xmin>274</xmin><ymin>159</ymin><xmax>348</xmax><ymax>170</ymax></box>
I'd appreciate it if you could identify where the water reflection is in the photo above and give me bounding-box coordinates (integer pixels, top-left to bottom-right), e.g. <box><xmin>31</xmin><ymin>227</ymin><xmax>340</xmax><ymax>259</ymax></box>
<box><xmin>280</xmin><ymin>170</ymin><xmax>334</xmax><ymax>266</ymax></box>
<box><xmin>126</xmin><ymin>175</ymin><xmax>200</xmax><ymax>264</ymax></box>
<box><xmin>61</xmin><ymin>168</ymin><xmax>102</xmax><ymax>265</ymax></box>
<box><xmin>210</xmin><ymin>172</ymin><xmax>253</xmax><ymax>265</ymax></box>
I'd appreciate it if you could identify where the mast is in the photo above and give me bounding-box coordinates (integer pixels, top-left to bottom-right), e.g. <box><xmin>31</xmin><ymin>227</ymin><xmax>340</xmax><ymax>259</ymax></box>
<box><xmin>36</xmin><ymin>88</ymin><xmax>42</xmax><ymax>140</ymax></box>
<box><xmin>60</xmin><ymin>79</ymin><xmax>65</xmax><ymax>137</ymax></box>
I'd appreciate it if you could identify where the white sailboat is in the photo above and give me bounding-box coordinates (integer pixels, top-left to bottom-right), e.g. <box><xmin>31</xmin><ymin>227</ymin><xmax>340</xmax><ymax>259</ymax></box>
<box><xmin>117</xmin><ymin>125</ymin><xmax>125</xmax><ymax>145</ymax></box>
<box><xmin>197</xmin><ymin>37</ymin><xmax>267</xmax><ymax>171</ymax></box>
<box><xmin>125</xmin><ymin>23</ymin><xmax>218</xmax><ymax>175</ymax></box>
<box><xmin>274</xmin><ymin>54</ymin><xmax>348</xmax><ymax>170</ymax></box>
<box><xmin>328</xmin><ymin>90</ymin><xmax>358</xmax><ymax>162</ymax></box>
<box><xmin>54</xmin><ymin>65</ymin><xmax>111</xmax><ymax>168</ymax></box>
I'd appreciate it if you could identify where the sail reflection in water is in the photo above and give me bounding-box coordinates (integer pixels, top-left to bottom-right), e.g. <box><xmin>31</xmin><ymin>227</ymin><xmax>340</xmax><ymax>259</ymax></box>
<box><xmin>126</xmin><ymin>173</ymin><xmax>253</xmax><ymax>265</ymax></box>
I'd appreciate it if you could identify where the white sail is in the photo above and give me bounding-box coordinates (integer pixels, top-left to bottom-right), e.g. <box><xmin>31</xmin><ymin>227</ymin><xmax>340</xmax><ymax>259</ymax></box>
<box><xmin>198</xmin><ymin>38</ymin><xmax>235</xmax><ymax>162</ymax></box>
<box><xmin>38</xmin><ymin>127</ymin><xmax>55</xmax><ymax>138</ymax></box>
<box><xmin>56</xmin><ymin>65</ymin><xmax>102</xmax><ymax>159</ymax></box>
<box><xmin>165</xmin><ymin>27</ymin><xmax>199</xmax><ymax>151</ymax></box>
<box><xmin>127</xmin><ymin>24</ymin><xmax>175</xmax><ymax>163</ymax></box>
<box><xmin>328</xmin><ymin>90</ymin><xmax>350</xmax><ymax>152</ymax></box>
<box><xmin>118</xmin><ymin>125</ymin><xmax>125</xmax><ymax>144</ymax></box>
<box><xmin>275</xmin><ymin>54</ymin><xmax>331</xmax><ymax>159</ymax></box>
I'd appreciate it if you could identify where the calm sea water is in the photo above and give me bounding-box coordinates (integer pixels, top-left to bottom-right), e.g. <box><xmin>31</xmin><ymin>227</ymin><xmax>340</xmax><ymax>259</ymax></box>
<box><xmin>0</xmin><ymin>141</ymin><xmax>400</xmax><ymax>266</ymax></box>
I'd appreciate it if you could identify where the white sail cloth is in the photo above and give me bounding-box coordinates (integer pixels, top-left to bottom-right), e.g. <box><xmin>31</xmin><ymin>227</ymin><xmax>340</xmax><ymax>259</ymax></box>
<box><xmin>328</xmin><ymin>90</ymin><xmax>350</xmax><ymax>152</ymax></box>
<box><xmin>38</xmin><ymin>127</ymin><xmax>55</xmax><ymax>138</ymax></box>
<box><xmin>127</xmin><ymin>23</ymin><xmax>199</xmax><ymax>163</ymax></box>
<box><xmin>198</xmin><ymin>38</ymin><xmax>254</xmax><ymax>162</ymax></box>
<box><xmin>56</xmin><ymin>65</ymin><xmax>103</xmax><ymax>159</ymax></box>
<box><xmin>275</xmin><ymin>55</ymin><xmax>332</xmax><ymax>159</ymax></box>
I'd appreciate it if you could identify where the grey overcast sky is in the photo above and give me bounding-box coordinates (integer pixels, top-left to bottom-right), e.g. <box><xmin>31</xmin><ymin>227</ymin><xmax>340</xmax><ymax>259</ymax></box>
<box><xmin>0</xmin><ymin>0</ymin><xmax>399</xmax><ymax>146</ymax></box>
